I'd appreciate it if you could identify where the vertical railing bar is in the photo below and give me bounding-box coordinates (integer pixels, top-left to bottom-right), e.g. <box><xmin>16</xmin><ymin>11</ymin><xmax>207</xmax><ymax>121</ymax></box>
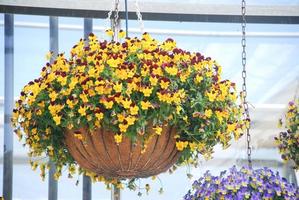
<box><xmin>84</xmin><ymin>18</ymin><xmax>93</xmax><ymax>39</ymax></box>
<box><xmin>82</xmin><ymin>17</ymin><xmax>93</xmax><ymax>200</ymax></box>
<box><xmin>111</xmin><ymin>186</ymin><xmax>121</xmax><ymax>200</ymax></box>
<box><xmin>48</xmin><ymin>16</ymin><xmax>58</xmax><ymax>200</ymax></box>
<box><xmin>82</xmin><ymin>175</ymin><xmax>92</xmax><ymax>200</ymax></box>
<box><xmin>3</xmin><ymin>13</ymin><xmax>14</xmax><ymax>200</ymax></box>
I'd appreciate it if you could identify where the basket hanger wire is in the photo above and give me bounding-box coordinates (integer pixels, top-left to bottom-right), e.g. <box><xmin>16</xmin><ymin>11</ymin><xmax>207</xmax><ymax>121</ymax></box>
<box><xmin>112</xmin><ymin>0</ymin><xmax>120</xmax><ymax>40</ymax></box>
<box><xmin>135</xmin><ymin>0</ymin><xmax>144</xmax><ymax>33</ymax></box>
<box><xmin>104</xmin><ymin>0</ymin><xmax>120</xmax><ymax>41</ymax></box>
<box><xmin>103</xmin><ymin>0</ymin><xmax>115</xmax><ymax>39</ymax></box>
<box><xmin>106</xmin><ymin>0</ymin><xmax>144</xmax><ymax>38</ymax></box>
<box><xmin>241</xmin><ymin>0</ymin><xmax>252</xmax><ymax>168</ymax></box>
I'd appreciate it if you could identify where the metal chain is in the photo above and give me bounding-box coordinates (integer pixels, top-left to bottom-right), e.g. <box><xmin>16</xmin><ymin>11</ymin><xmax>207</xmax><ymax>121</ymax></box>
<box><xmin>105</xmin><ymin>0</ymin><xmax>120</xmax><ymax>40</ymax></box>
<box><xmin>106</xmin><ymin>0</ymin><xmax>115</xmax><ymax>25</ymax></box>
<box><xmin>112</xmin><ymin>0</ymin><xmax>120</xmax><ymax>39</ymax></box>
<box><xmin>241</xmin><ymin>0</ymin><xmax>252</xmax><ymax>168</ymax></box>
<box><xmin>102</xmin><ymin>0</ymin><xmax>115</xmax><ymax>39</ymax></box>
<box><xmin>135</xmin><ymin>0</ymin><xmax>144</xmax><ymax>33</ymax></box>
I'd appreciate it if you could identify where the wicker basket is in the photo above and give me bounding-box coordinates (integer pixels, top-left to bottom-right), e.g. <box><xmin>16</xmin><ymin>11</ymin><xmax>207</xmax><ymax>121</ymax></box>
<box><xmin>64</xmin><ymin>124</ymin><xmax>180</xmax><ymax>179</ymax></box>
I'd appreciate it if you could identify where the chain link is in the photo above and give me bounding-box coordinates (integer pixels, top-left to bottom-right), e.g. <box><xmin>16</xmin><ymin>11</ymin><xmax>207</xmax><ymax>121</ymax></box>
<box><xmin>104</xmin><ymin>0</ymin><xmax>119</xmax><ymax>40</ymax></box>
<box><xmin>106</xmin><ymin>0</ymin><xmax>115</xmax><ymax>26</ymax></box>
<box><xmin>112</xmin><ymin>0</ymin><xmax>120</xmax><ymax>40</ymax></box>
<box><xmin>241</xmin><ymin>0</ymin><xmax>252</xmax><ymax>168</ymax></box>
<box><xmin>135</xmin><ymin>0</ymin><xmax>144</xmax><ymax>33</ymax></box>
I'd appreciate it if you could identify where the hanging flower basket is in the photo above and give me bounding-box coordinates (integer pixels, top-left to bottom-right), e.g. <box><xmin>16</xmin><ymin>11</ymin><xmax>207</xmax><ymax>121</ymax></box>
<box><xmin>12</xmin><ymin>31</ymin><xmax>246</xmax><ymax>189</ymax></box>
<box><xmin>184</xmin><ymin>166</ymin><xmax>299</xmax><ymax>199</ymax></box>
<box><xmin>275</xmin><ymin>99</ymin><xmax>299</xmax><ymax>169</ymax></box>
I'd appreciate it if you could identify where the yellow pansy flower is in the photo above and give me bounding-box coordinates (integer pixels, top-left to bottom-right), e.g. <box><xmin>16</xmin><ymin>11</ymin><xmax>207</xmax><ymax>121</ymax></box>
<box><xmin>176</xmin><ymin>141</ymin><xmax>188</xmax><ymax>151</ymax></box>
<box><xmin>47</xmin><ymin>146</ymin><xmax>54</xmax><ymax>156</ymax></box>
<box><xmin>277</xmin><ymin>119</ymin><xmax>283</xmax><ymax>128</ymax></box>
<box><xmin>125</xmin><ymin>116</ymin><xmax>136</xmax><ymax>125</ymax></box>
<box><xmin>127</xmin><ymin>82</ymin><xmax>137</xmax><ymax>92</ymax></box>
<box><xmin>45</xmin><ymin>51</ymin><xmax>53</xmax><ymax>61</ymax></box>
<box><xmin>95</xmin><ymin>86</ymin><xmax>105</xmax><ymax>94</ymax></box>
<box><xmin>36</xmin><ymin>110</ymin><xmax>42</xmax><ymax>115</ymax></box>
<box><xmin>142</xmin><ymin>87</ymin><xmax>153</xmax><ymax>97</ymax></box>
<box><xmin>152</xmin><ymin>67</ymin><xmax>163</xmax><ymax>76</ymax></box>
<box><xmin>114</xmin><ymin>134</ymin><xmax>122</xmax><ymax>144</ymax></box>
<box><xmin>118</xmin><ymin>30</ymin><xmax>125</xmax><ymax>38</ymax></box>
<box><xmin>49</xmin><ymin>91</ymin><xmax>58</xmax><ymax>102</ymax></box>
<box><xmin>141</xmin><ymin>101</ymin><xmax>152</xmax><ymax>110</ymax></box>
<box><xmin>115</xmin><ymin>69</ymin><xmax>128</xmax><ymax>80</ymax></box>
<box><xmin>157</xmin><ymin>92</ymin><xmax>166</xmax><ymax>102</ymax></box>
<box><xmin>105</xmin><ymin>29</ymin><xmax>114</xmax><ymax>37</ymax></box>
<box><xmin>95</xmin><ymin>113</ymin><xmax>104</xmax><ymax>121</ymax></box>
<box><xmin>117</xmin><ymin>113</ymin><xmax>125</xmax><ymax>123</ymax></box>
<box><xmin>57</xmin><ymin>76</ymin><xmax>67</xmax><ymax>86</ymax></box>
<box><xmin>129</xmin><ymin>105</ymin><xmax>139</xmax><ymax>115</ymax></box>
<box><xmin>30</xmin><ymin>161</ymin><xmax>38</xmax><ymax>170</ymax></box>
<box><xmin>88</xmin><ymin>68</ymin><xmax>98</xmax><ymax>78</ymax></box>
<box><xmin>32</xmin><ymin>128</ymin><xmax>37</xmax><ymax>135</ymax></box>
<box><xmin>48</xmin><ymin>104</ymin><xmax>63</xmax><ymax>116</ymax></box>
<box><xmin>79</xmin><ymin>93</ymin><xmax>89</xmax><ymax>103</ymax></box>
<box><xmin>78</xmin><ymin>106</ymin><xmax>87</xmax><ymax>116</ymax></box>
<box><xmin>145</xmin><ymin>184</ymin><xmax>151</xmax><ymax>193</ymax></box>
<box><xmin>205</xmin><ymin>109</ymin><xmax>213</xmax><ymax>118</ymax></box>
<box><xmin>66</xmin><ymin>99</ymin><xmax>75</xmax><ymax>109</ymax></box>
<box><xmin>122</xmin><ymin>98</ymin><xmax>132</xmax><ymax>109</ymax></box>
<box><xmin>149</xmin><ymin>76</ymin><xmax>158</xmax><ymax>86</ymax></box>
<box><xmin>67</xmin><ymin>123</ymin><xmax>74</xmax><ymax>129</ymax></box>
<box><xmin>115</xmin><ymin>95</ymin><xmax>123</xmax><ymax>104</ymax></box>
<box><xmin>95</xmin><ymin>64</ymin><xmax>104</xmax><ymax>74</ymax></box>
<box><xmin>216</xmin><ymin>111</ymin><xmax>224</xmax><ymax>123</ymax></box>
<box><xmin>141</xmin><ymin>67</ymin><xmax>150</xmax><ymax>77</ymax></box>
<box><xmin>53</xmin><ymin>115</ymin><xmax>61</xmax><ymax>125</ymax></box>
<box><xmin>207</xmin><ymin>91</ymin><xmax>217</xmax><ymax>102</ymax></box>
<box><xmin>176</xmin><ymin>105</ymin><xmax>182</xmax><ymax>114</ymax></box>
<box><xmin>195</xmin><ymin>74</ymin><xmax>203</xmax><ymax>83</ymax></box>
<box><xmin>119</xmin><ymin>122</ymin><xmax>129</xmax><ymax>132</ymax></box>
<box><xmin>180</xmin><ymin>73</ymin><xmax>189</xmax><ymax>82</ymax></box>
<box><xmin>113</xmin><ymin>82</ymin><xmax>123</xmax><ymax>93</ymax></box>
<box><xmin>206</xmin><ymin>70</ymin><xmax>213</xmax><ymax>77</ymax></box>
<box><xmin>103</xmin><ymin>101</ymin><xmax>114</xmax><ymax>109</ymax></box>
<box><xmin>88</xmin><ymin>89</ymin><xmax>96</xmax><ymax>97</ymax></box>
<box><xmin>107</xmin><ymin>58</ymin><xmax>120</xmax><ymax>68</ymax></box>
<box><xmin>160</xmin><ymin>80</ymin><xmax>169</xmax><ymax>89</ymax></box>
<box><xmin>234</xmin><ymin>128</ymin><xmax>242</xmax><ymax>140</ymax></box>
<box><xmin>153</xmin><ymin>126</ymin><xmax>162</xmax><ymax>135</ymax></box>
<box><xmin>227</xmin><ymin>123</ymin><xmax>236</xmax><ymax>133</ymax></box>
<box><xmin>189</xmin><ymin>142</ymin><xmax>197</xmax><ymax>151</ymax></box>
<box><xmin>165</xmin><ymin>66</ymin><xmax>178</xmax><ymax>76</ymax></box>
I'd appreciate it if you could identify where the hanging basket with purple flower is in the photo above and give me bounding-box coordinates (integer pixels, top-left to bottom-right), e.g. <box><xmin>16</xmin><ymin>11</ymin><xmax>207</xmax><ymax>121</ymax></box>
<box><xmin>183</xmin><ymin>166</ymin><xmax>299</xmax><ymax>200</ymax></box>
<box><xmin>275</xmin><ymin>99</ymin><xmax>299</xmax><ymax>169</ymax></box>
